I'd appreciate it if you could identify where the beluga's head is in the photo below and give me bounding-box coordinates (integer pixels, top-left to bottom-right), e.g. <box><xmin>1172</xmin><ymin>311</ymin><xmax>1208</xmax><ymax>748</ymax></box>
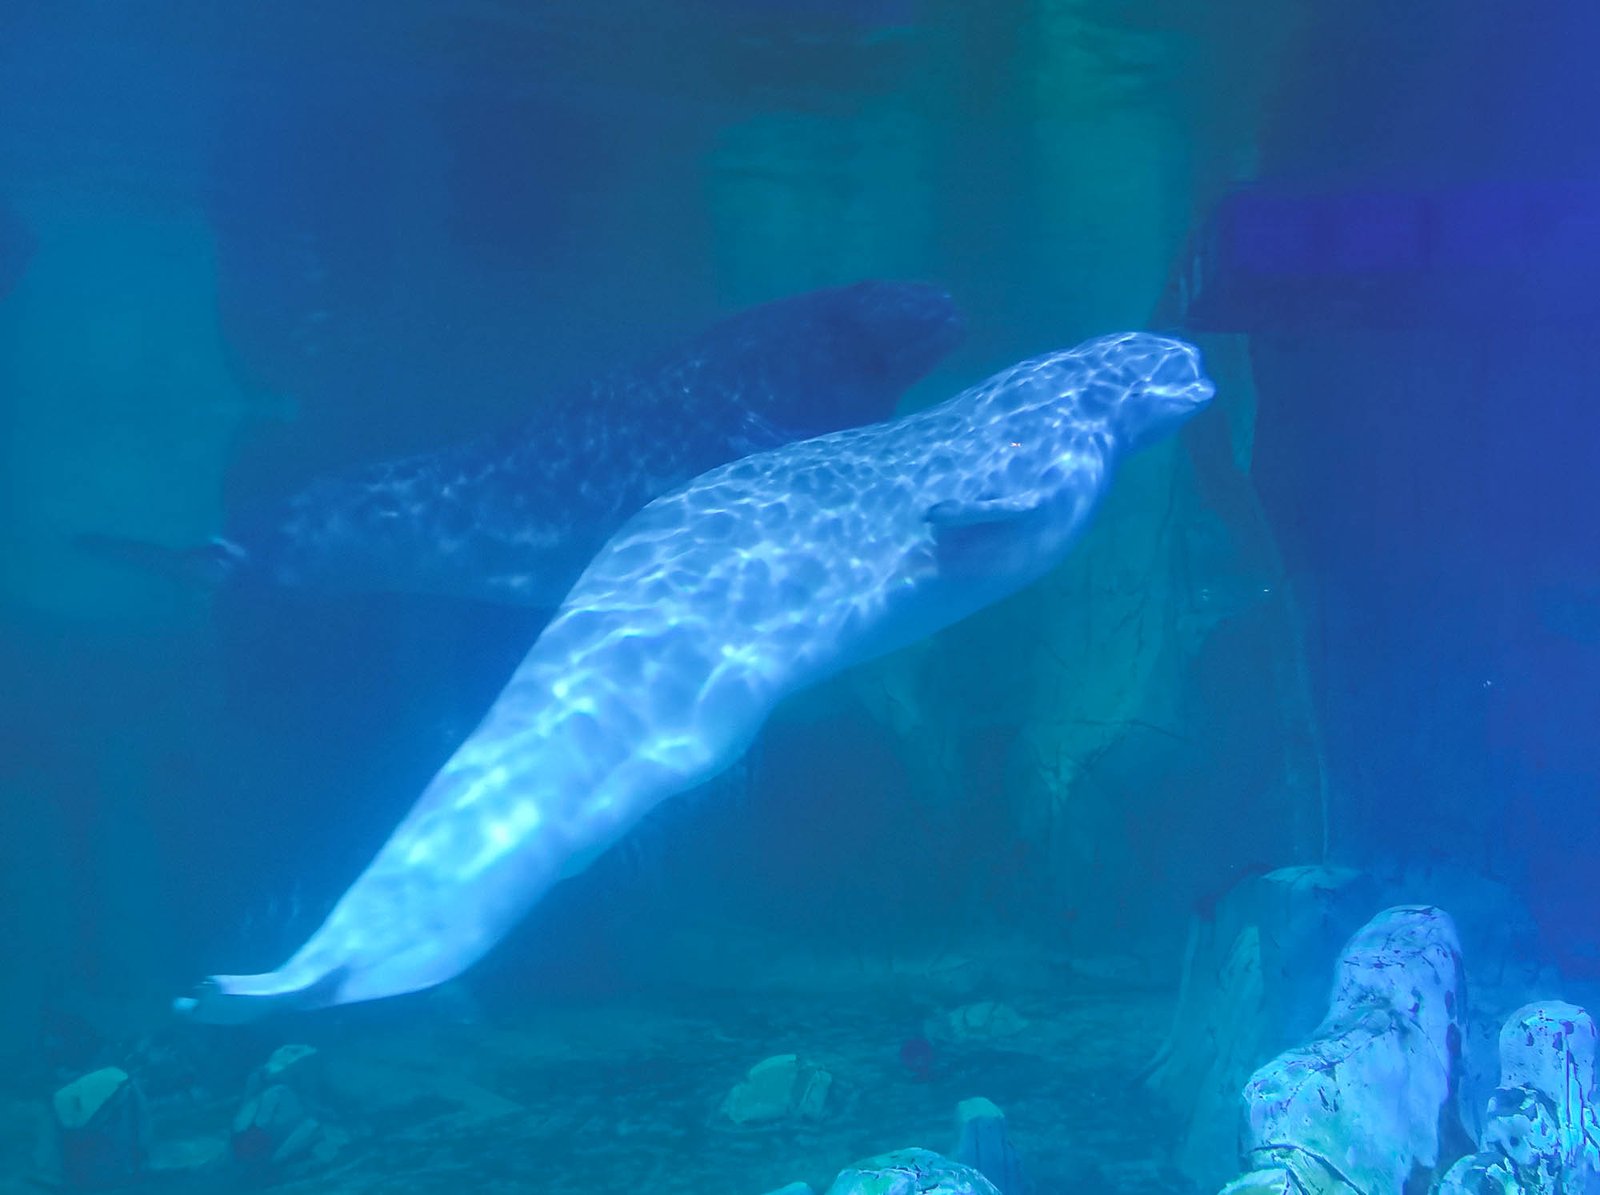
<box><xmin>1062</xmin><ymin>331</ymin><xmax>1215</xmax><ymax>452</ymax></box>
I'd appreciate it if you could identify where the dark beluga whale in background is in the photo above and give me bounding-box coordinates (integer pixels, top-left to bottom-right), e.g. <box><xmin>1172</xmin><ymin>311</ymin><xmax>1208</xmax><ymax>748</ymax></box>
<box><xmin>178</xmin><ymin>332</ymin><xmax>1215</xmax><ymax>1021</ymax></box>
<box><xmin>79</xmin><ymin>280</ymin><xmax>966</xmax><ymax>607</ymax></box>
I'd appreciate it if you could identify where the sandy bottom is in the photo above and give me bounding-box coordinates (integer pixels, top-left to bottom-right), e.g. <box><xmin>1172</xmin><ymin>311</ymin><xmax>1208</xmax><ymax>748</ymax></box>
<box><xmin>2</xmin><ymin>961</ymin><xmax>1187</xmax><ymax>1195</ymax></box>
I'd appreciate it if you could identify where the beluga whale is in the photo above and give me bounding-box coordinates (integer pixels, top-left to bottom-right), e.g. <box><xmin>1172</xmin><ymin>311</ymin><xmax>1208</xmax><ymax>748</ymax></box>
<box><xmin>179</xmin><ymin>331</ymin><xmax>1214</xmax><ymax>1021</ymax></box>
<box><xmin>80</xmin><ymin>280</ymin><xmax>966</xmax><ymax>607</ymax></box>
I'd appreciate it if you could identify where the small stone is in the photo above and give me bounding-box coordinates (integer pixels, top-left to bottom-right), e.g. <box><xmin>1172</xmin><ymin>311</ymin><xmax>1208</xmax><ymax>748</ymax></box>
<box><xmin>793</xmin><ymin>1068</ymin><xmax>832</xmax><ymax>1120</ymax></box>
<box><xmin>750</xmin><ymin>1053</ymin><xmax>797</xmax><ymax>1081</ymax></box>
<box><xmin>271</xmin><ymin>1116</ymin><xmax>321</xmax><ymax>1166</ymax></box>
<box><xmin>230</xmin><ymin>1096</ymin><xmax>256</xmax><ymax>1138</ymax></box>
<box><xmin>1218</xmin><ymin>1166</ymin><xmax>1301</xmax><ymax>1195</ymax></box>
<box><xmin>725</xmin><ymin>1054</ymin><xmax>800</xmax><ymax>1125</ymax></box>
<box><xmin>308</xmin><ymin>1124</ymin><xmax>348</xmax><ymax>1169</ymax></box>
<box><xmin>952</xmin><ymin>1097</ymin><xmax>1025</xmax><ymax>1195</ymax></box>
<box><xmin>51</xmin><ymin>1067</ymin><xmax>147</xmax><ymax>1190</ymax></box>
<box><xmin>231</xmin><ymin>1083</ymin><xmax>307</xmax><ymax>1166</ymax></box>
<box><xmin>925</xmin><ymin>1001</ymin><xmax>1027</xmax><ymax>1043</ymax></box>
<box><xmin>1435</xmin><ymin>1150</ymin><xmax>1520</xmax><ymax>1195</ymax></box>
<box><xmin>722</xmin><ymin>1054</ymin><xmax>834</xmax><ymax>1125</ymax></box>
<box><xmin>237</xmin><ymin>1083</ymin><xmax>302</xmax><ymax>1134</ymax></box>
<box><xmin>53</xmin><ymin>1068</ymin><xmax>132</xmax><ymax>1132</ymax></box>
<box><xmin>249</xmin><ymin>1043</ymin><xmax>322</xmax><ymax>1102</ymax></box>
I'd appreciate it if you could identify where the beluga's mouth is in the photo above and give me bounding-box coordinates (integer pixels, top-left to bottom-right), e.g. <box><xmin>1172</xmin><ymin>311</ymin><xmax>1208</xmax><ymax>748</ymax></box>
<box><xmin>1145</xmin><ymin>340</ymin><xmax>1214</xmax><ymax>405</ymax></box>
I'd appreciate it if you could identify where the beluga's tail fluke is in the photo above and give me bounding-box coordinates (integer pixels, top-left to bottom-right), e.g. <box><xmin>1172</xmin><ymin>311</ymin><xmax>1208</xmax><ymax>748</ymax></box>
<box><xmin>173</xmin><ymin>964</ymin><xmax>354</xmax><ymax>1025</ymax></box>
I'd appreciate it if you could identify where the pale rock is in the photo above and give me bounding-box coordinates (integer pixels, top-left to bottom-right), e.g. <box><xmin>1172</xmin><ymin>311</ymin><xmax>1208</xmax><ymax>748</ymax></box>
<box><xmin>271</xmin><ymin>1114</ymin><xmax>321</xmax><ymax>1166</ymax></box>
<box><xmin>1232</xmin><ymin>905</ymin><xmax>1466</xmax><ymax>1195</ymax></box>
<box><xmin>51</xmin><ymin>1066</ymin><xmax>147</xmax><ymax>1190</ymax></box>
<box><xmin>1217</xmin><ymin>1167</ymin><xmax>1303</xmax><ymax>1195</ymax></box>
<box><xmin>229</xmin><ymin>1080</ymin><xmax>342</xmax><ymax>1175</ymax></box>
<box><xmin>248</xmin><ymin>1043</ymin><xmax>323</xmax><ymax>1102</ymax></box>
<box><xmin>825</xmin><ymin>1148</ymin><xmax>1001</xmax><ymax>1195</ymax></box>
<box><xmin>952</xmin><ymin>1097</ymin><xmax>1026</xmax><ymax>1195</ymax></box>
<box><xmin>723</xmin><ymin>1054</ymin><xmax>833</xmax><ymax>1125</ymax></box>
<box><xmin>1436</xmin><ymin>1001</ymin><xmax>1600</xmax><ymax>1195</ymax></box>
<box><xmin>1429</xmin><ymin>1151</ymin><xmax>1519</xmax><ymax>1195</ymax></box>
<box><xmin>1142</xmin><ymin>865</ymin><xmax>1379</xmax><ymax>1189</ymax></box>
<box><xmin>232</xmin><ymin>1082</ymin><xmax>304</xmax><ymax>1149</ymax></box>
<box><xmin>793</xmin><ymin>1067</ymin><xmax>833</xmax><ymax>1120</ymax></box>
<box><xmin>1241</xmin><ymin>1005</ymin><xmax>1443</xmax><ymax>1195</ymax></box>
<box><xmin>725</xmin><ymin>1054</ymin><xmax>799</xmax><ymax>1125</ymax></box>
<box><xmin>1324</xmin><ymin>903</ymin><xmax>1464</xmax><ymax>1059</ymax></box>
<box><xmin>53</xmin><ymin>1068</ymin><xmax>134</xmax><ymax>1132</ymax></box>
<box><xmin>925</xmin><ymin>1001</ymin><xmax>1028</xmax><ymax>1043</ymax></box>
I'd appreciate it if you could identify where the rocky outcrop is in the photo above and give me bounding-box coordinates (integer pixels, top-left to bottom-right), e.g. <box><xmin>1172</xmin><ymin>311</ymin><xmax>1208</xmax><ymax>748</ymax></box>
<box><xmin>1221</xmin><ymin>905</ymin><xmax>1466</xmax><ymax>1195</ymax></box>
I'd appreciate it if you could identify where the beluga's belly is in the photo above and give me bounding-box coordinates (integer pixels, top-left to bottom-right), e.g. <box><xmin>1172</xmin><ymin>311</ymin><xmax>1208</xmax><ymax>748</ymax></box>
<box><xmin>179</xmin><ymin>331</ymin><xmax>1214</xmax><ymax>1021</ymax></box>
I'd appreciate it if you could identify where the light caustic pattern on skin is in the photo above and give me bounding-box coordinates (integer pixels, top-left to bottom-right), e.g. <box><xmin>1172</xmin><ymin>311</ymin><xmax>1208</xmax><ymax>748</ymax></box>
<box><xmin>182</xmin><ymin>332</ymin><xmax>1214</xmax><ymax>1020</ymax></box>
<box><xmin>233</xmin><ymin>279</ymin><xmax>968</xmax><ymax>605</ymax></box>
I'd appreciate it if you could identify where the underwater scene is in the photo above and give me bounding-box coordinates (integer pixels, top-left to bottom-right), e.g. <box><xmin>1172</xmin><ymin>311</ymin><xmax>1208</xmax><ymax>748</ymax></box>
<box><xmin>3</xmin><ymin>2</ymin><xmax>1598</xmax><ymax>1193</ymax></box>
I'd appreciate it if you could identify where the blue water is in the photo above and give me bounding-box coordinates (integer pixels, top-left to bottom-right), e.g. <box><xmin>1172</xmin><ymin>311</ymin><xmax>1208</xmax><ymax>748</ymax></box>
<box><xmin>1</xmin><ymin>3</ymin><xmax>1597</xmax><ymax>1193</ymax></box>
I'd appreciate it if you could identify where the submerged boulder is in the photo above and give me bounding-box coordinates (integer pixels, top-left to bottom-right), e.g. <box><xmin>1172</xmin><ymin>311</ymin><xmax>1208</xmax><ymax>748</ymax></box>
<box><xmin>1436</xmin><ymin>1001</ymin><xmax>1600</xmax><ymax>1195</ymax></box>
<box><xmin>229</xmin><ymin>1044</ymin><xmax>346</xmax><ymax>1178</ymax></box>
<box><xmin>722</xmin><ymin>1054</ymin><xmax>833</xmax><ymax>1125</ymax></box>
<box><xmin>50</xmin><ymin>1066</ymin><xmax>147</xmax><ymax>1190</ymax></box>
<box><xmin>924</xmin><ymin>1001</ymin><xmax>1028</xmax><ymax>1044</ymax></box>
<box><xmin>824</xmin><ymin>1148</ymin><xmax>1001</xmax><ymax>1195</ymax></box>
<box><xmin>952</xmin><ymin>1097</ymin><xmax>1026</xmax><ymax>1195</ymax></box>
<box><xmin>1224</xmin><ymin>905</ymin><xmax>1466</xmax><ymax>1195</ymax></box>
<box><xmin>246</xmin><ymin>1042</ymin><xmax>323</xmax><ymax>1102</ymax></box>
<box><xmin>1144</xmin><ymin>865</ymin><xmax>1379</xmax><ymax>1188</ymax></box>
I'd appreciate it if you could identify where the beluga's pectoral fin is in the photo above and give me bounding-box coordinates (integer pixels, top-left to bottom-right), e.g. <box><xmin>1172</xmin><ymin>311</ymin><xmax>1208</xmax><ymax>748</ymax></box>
<box><xmin>924</xmin><ymin>495</ymin><xmax>1050</xmax><ymax>576</ymax></box>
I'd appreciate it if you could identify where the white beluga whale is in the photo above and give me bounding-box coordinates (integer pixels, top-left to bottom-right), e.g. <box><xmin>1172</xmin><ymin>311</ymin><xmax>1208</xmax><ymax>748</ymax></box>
<box><xmin>180</xmin><ymin>331</ymin><xmax>1214</xmax><ymax>1020</ymax></box>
